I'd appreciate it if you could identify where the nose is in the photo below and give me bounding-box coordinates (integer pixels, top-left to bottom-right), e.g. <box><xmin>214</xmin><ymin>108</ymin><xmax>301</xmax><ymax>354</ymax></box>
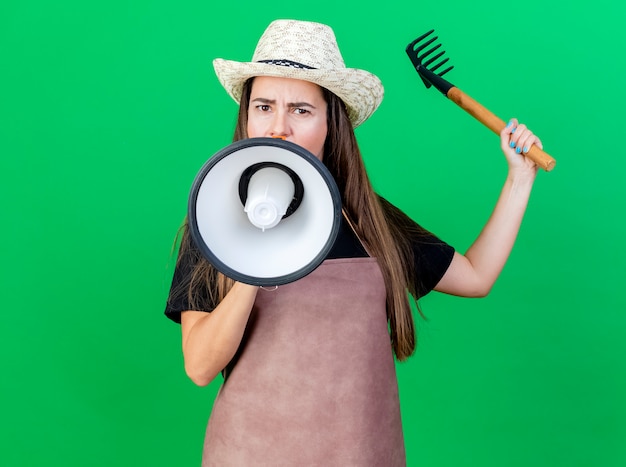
<box><xmin>269</xmin><ymin>111</ymin><xmax>289</xmax><ymax>139</ymax></box>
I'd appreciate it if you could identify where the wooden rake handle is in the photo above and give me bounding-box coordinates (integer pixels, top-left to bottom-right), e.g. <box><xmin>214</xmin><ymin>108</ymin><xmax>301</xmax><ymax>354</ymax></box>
<box><xmin>447</xmin><ymin>87</ymin><xmax>556</xmax><ymax>171</ymax></box>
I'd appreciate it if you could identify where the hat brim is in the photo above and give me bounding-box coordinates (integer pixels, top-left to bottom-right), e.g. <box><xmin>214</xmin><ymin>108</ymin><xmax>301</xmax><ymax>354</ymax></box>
<box><xmin>213</xmin><ymin>59</ymin><xmax>384</xmax><ymax>128</ymax></box>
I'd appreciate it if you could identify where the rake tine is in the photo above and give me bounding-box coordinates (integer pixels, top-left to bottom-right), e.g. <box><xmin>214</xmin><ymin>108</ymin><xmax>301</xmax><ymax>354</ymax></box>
<box><xmin>419</xmin><ymin>43</ymin><xmax>442</xmax><ymax>62</ymax></box>
<box><xmin>415</xmin><ymin>37</ymin><xmax>439</xmax><ymax>55</ymax></box>
<box><xmin>422</xmin><ymin>50</ymin><xmax>445</xmax><ymax>67</ymax></box>
<box><xmin>406</xmin><ymin>29</ymin><xmax>435</xmax><ymax>52</ymax></box>
<box><xmin>437</xmin><ymin>66</ymin><xmax>454</xmax><ymax>77</ymax></box>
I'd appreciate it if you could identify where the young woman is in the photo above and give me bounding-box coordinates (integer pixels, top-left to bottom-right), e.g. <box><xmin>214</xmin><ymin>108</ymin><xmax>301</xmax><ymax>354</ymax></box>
<box><xmin>165</xmin><ymin>19</ymin><xmax>543</xmax><ymax>466</ymax></box>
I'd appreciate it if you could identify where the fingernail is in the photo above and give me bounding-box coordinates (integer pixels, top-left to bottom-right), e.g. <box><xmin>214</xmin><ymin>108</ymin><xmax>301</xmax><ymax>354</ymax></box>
<box><xmin>523</xmin><ymin>146</ymin><xmax>529</xmax><ymax>153</ymax></box>
<box><xmin>516</xmin><ymin>147</ymin><xmax>522</xmax><ymax>154</ymax></box>
<box><xmin>506</xmin><ymin>120</ymin><xmax>513</xmax><ymax>128</ymax></box>
<box><xmin>510</xmin><ymin>141</ymin><xmax>516</xmax><ymax>148</ymax></box>
<box><xmin>511</xmin><ymin>127</ymin><xmax>516</xmax><ymax>134</ymax></box>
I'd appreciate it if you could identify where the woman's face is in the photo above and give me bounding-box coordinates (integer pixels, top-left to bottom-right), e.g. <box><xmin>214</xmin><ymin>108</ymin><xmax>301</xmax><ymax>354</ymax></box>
<box><xmin>247</xmin><ymin>76</ymin><xmax>328</xmax><ymax>160</ymax></box>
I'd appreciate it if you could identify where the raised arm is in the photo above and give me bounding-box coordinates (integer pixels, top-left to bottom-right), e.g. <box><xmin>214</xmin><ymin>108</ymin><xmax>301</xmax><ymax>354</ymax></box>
<box><xmin>434</xmin><ymin>118</ymin><xmax>543</xmax><ymax>297</ymax></box>
<box><xmin>180</xmin><ymin>282</ymin><xmax>258</xmax><ymax>386</ymax></box>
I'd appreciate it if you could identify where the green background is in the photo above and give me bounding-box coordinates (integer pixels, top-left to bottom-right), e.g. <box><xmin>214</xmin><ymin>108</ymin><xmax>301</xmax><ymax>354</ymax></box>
<box><xmin>2</xmin><ymin>0</ymin><xmax>625</xmax><ymax>466</ymax></box>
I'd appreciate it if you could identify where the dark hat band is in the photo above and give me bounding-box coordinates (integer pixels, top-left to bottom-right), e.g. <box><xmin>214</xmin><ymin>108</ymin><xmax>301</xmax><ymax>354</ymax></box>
<box><xmin>257</xmin><ymin>59</ymin><xmax>316</xmax><ymax>70</ymax></box>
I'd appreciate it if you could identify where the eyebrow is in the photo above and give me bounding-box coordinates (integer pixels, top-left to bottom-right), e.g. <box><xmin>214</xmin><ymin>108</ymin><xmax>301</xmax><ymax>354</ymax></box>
<box><xmin>251</xmin><ymin>97</ymin><xmax>317</xmax><ymax>109</ymax></box>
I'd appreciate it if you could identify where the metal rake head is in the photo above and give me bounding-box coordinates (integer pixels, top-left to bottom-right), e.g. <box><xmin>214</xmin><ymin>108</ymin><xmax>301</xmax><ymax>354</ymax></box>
<box><xmin>406</xmin><ymin>29</ymin><xmax>455</xmax><ymax>95</ymax></box>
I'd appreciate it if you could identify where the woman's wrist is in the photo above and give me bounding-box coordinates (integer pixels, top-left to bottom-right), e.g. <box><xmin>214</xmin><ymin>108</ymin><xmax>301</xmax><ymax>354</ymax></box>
<box><xmin>506</xmin><ymin>165</ymin><xmax>537</xmax><ymax>189</ymax></box>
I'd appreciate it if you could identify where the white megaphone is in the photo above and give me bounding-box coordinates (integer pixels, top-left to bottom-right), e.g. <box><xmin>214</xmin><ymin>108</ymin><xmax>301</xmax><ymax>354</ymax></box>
<box><xmin>188</xmin><ymin>138</ymin><xmax>342</xmax><ymax>286</ymax></box>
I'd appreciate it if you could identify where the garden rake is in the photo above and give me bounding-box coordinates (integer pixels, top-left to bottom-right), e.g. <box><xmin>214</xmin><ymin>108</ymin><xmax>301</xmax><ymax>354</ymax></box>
<box><xmin>406</xmin><ymin>30</ymin><xmax>556</xmax><ymax>171</ymax></box>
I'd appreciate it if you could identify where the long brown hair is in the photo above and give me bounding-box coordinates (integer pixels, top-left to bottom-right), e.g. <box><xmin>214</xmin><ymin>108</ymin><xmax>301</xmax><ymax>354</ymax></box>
<box><xmin>173</xmin><ymin>78</ymin><xmax>424</xmax><ymax>360</ymax></box>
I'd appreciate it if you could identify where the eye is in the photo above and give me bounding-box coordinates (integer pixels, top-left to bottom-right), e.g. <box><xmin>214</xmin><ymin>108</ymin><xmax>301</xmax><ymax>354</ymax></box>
<box><xmin>256</xmin><ymin>104</ymin><xmax>271</xmax><ymax>112</ymax></box>
<box><xmin>292</xmin><ymin>107</ymin><xmax>309</xmax><ymax>115</ymax></box>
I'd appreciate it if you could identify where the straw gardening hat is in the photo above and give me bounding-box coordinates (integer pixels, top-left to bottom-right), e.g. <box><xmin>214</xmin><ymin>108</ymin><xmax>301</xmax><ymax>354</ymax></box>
<box><xmin>213</xmin><ymin>19</ymin><xmax>384</xmax><ymax>128</ymax></box>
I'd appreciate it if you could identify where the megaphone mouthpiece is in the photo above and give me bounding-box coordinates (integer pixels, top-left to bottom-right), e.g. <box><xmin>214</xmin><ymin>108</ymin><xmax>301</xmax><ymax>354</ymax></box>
<box><xmin>244</xmin><ymin>166</ymin><xmax>295</xmax><ymax>230</ymax></box>
<box><xmin>239</xmin><ymin>162</ymin><xmax>304</xmax><ymax>225</ymax></box>
<box><xmin>244</xmin><ymin>167</ymin><xmax>295</xmax><ymax>232</ymax></box>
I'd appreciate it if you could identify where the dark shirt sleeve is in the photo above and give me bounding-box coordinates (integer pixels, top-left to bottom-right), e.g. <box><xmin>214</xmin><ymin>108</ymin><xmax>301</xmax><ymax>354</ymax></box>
<box><xmin>411</xmin><ymin>228</ymin><xmax>455</xmax><ymax>298</ymax></box>
<box><xmin>378</xmin><ymin>196</ymin><xmax>455</xmax><ymax>298</ymax></box>
<box><xmin>164</xmin><ymin>237</ymin><xmax>217</xmax><ymax>324</ymax></box>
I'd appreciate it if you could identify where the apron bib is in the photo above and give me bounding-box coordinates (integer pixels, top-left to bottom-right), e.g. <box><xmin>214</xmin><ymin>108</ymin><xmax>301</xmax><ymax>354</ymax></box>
<box><xmin>202</xmin><ymin>258</ymin><xmax>406</xmax><ymax>466</ymax></box>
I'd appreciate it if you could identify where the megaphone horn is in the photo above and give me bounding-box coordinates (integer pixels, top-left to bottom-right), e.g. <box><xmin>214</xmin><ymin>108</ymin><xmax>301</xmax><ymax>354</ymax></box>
<box><xmin>188</xmin><ymin>137</ymin><xmax>342</xmax><ymax>287</ymax></box>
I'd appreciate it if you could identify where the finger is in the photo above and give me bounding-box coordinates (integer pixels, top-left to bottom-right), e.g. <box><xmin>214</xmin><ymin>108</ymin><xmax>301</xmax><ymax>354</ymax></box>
<box><xmin>509</xmin><ymin>123</ymin><xmax>528</xmax><ymax>152</ymax></box>
<box><xmin>516</xmin><ymin>131</ymin><xmax>537</xmax><ymax>155</ymax></box>
<box><xmin>501</xmin><ymin>118</ymin><xmax>518</xmax><ymax>149</ymax></box>
<box><xmin>518</xmin><ymin>131</ymin><xmax>544</xmax><ymax>155</ymax></box>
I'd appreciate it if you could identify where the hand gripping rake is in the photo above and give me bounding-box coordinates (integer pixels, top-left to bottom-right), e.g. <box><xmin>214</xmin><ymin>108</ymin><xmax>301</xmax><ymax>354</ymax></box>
<box><xmin>406</xmin><ymin>30</ymin><xmax>556</xmax><ymax>171</ymax></box>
